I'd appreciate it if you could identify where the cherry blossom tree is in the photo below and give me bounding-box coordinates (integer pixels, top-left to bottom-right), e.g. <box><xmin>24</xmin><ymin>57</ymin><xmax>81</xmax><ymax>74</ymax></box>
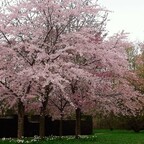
<box><xmin>0</xmin><ymin>42</ymin><xmax>34</xmax><ymax>138</ymax></box>
<box><xmin>126</xmin><ymin>43</ymin><xmax>144</xmax><ymax>110</ymax></box>
<box><xmin>0</xmin><ymin>0</ymin><xmax>138</xmax><ymax>139</ymax></box>
<box><xmin>48</xmin><ymin>31</ymin><xmax>137</xmax><ymax>138</ymax></box>
<box><xmin>0</xmin><ymin>0</ymin><xmax>108</xmax><ymax>139</ymax></box>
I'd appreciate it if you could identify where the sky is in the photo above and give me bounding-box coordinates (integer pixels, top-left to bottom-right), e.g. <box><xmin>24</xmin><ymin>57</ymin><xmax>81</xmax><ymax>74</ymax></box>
<box><xmin>99</xmin><ymin>0</ymin><xmax>144</xmax><ymax>42</ymax></box>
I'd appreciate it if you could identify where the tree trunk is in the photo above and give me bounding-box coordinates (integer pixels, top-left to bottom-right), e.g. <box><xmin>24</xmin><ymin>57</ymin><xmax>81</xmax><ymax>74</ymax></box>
<box><xmin>75</xmin><ymin>108</ymin><xmax>81</xmax><ymax>139</ymax></box>
<box><xmin>59</xmin><ymin>113</ymin><xmax>63</xmax><ymax>138</ymax></box>
<box><xmin>39</xmin><ymin>100</ymin><xmax>47</xmax><ymax>139</ymax></box>
<box><xmin>39</xmin><ymin>83</ymin><xmax>53</xmax><ymax>139</ymax></box>
<box><xmin>39</xmin><ymin>112</ymin><xmax>45</xmax><ymax>139</ymax></box>
<box><xmin>17</xmin><ymin>100</ymin><xmax>25</xmax><ymax>139</ymax></box>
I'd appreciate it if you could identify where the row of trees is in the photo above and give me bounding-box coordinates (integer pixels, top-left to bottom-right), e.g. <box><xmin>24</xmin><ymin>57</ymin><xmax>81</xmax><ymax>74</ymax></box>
<box><xmin>93</xmin><ymin>110</ymin><xmax>144</xmax><ymax>133</ymax></box>
<box><xmin>0</xmin><ymin>0</ymin><xmax>143</xmax><ymax>139</ymax></box>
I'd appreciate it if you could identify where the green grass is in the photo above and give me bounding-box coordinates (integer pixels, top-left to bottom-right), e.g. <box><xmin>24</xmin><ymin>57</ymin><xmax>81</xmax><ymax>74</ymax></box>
<box><xmin>1</xmin><ymin>130</ymin><xmax>144</xmax><ymax>144</ymax></box>
<box><xmin>94</xmin><ymin>129</ymin><xmax>144</xmax><ymax>144</ymax></box>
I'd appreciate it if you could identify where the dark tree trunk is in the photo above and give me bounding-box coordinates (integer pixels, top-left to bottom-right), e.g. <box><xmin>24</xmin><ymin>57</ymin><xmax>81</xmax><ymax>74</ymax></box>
<box><xmin>17</xmin><ymin>100</ymin><xmax>25</xmax><ymax>139</ymax></box>
<box><xmin>59</xmin><ymin>113</ymin><xmax>63</xmax><ymax>138</ymax></box>
<box><xmin>75</xmin><ymin>108</ymin><xmax>81</xmax><ymax>139</ymax></box>
<box><xmin>39</xmin><ymin>83</ymin><xmax>53</xmax><ymax>139</ymax></box>
<box><xmin>39</xmin><ymin>111</ymin><xmax>45</xmax><ymax>139</ymax></box>
<box><xmin>39</xmin><ymin>101</ymin><xmax>47</xmax><ymax>139</ymax></box>
<box><xmin>39</xmin><ymin>98</ymin><xmax>48</xmax><ymax>139</ymax></box>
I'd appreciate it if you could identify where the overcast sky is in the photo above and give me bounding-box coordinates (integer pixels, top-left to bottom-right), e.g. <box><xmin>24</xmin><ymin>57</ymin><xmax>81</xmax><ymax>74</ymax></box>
<box><xmin>99</xmin><ymin>0</ymin><xmax>144</xmax><ymax>42</ymax></box>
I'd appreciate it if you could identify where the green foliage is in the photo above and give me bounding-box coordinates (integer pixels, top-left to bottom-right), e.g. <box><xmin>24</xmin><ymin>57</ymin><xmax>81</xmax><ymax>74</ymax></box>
<box><xmin>93</xmin><ymin>110</ymin><xmax>144</xmax><ymax>133</ymax></box>
<box><xmin>93</xmin><ymin>112</ymin><xmax>126</xmax><ymax>130</ymax></box>
<box><xmin>123</xmin><ymin>114</ymin><xmax>144</xmax><ymax>132</ymax></box>
<box><xmin>126</xmin><ymin>46</ymin><xmax>138</xmax><ymax>70</ymax></box>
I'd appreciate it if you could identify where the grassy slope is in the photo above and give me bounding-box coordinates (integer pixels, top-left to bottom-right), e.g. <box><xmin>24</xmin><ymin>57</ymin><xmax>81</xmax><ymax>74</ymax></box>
<box><xmin>1</xmin><ymin>130</ymin><xmax>144</xmax><ymax>144</ymax></box>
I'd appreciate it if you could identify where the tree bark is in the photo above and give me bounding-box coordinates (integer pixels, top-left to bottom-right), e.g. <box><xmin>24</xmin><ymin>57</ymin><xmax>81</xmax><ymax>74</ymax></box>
<box><xmin>17</xmin><ymin>100</ymin><xmax>25</xmax><ymax>139</ymax></box>
<box><xmin>39</xmin><ymin>112</ymin><xmax>45</xmax><ymax>139</ymax></box>
<box><xmin>59</xmin><ymin>113</ymin><xmax>63</xmax><ymax>138</ymax></box>
<box><xmin>39</xmin><ymin>83</ymin><xmax>53</xmax><ymax>139</ymax></box>
<box><xmin>75</xmin><ymin>108</ymin><xmax>81</xmax><ymax>139</ymax></box>
<box><xmin>39</xmin><ymin>98</ymin><xmax>48</xmax><ymax>139</ymax></box>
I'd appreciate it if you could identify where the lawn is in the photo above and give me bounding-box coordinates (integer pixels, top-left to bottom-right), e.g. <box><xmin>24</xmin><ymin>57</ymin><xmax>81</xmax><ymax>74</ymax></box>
<box><xmin>1</xmin><ymin>130</ymin><xmax>144</xmax><ymax>144</ymax></box>
<box><xmin>94</xmin><ymin>129</ymin><xmax>144</xmax><ymax>144</ymax></box>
